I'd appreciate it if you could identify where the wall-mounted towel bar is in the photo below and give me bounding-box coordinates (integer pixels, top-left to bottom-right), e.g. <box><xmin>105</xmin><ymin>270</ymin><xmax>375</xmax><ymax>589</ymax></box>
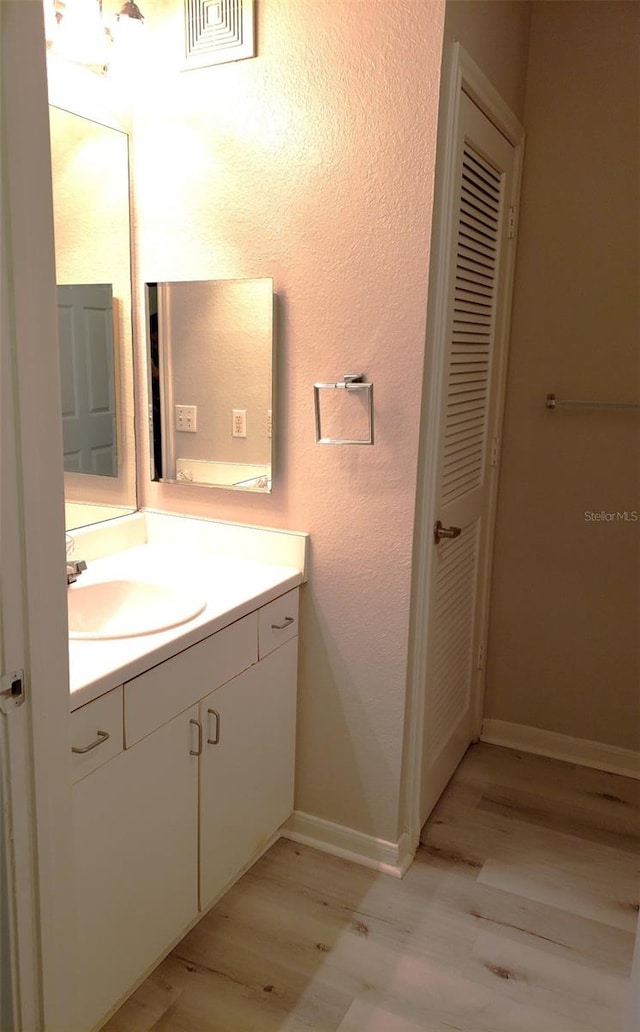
<box><xmin>546</xmin><ymin>393</ymin><xmax>640</xmax><ymax>411</ymax></box>
<box><xmin>314</xmin><ymin>373</ymin><xmax>374</xmax><ymax>444</ymax></box>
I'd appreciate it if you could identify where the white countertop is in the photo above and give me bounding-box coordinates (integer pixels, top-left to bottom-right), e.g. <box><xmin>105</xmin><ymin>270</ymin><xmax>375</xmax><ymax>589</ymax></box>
<box><xmin>68</xmin><ymin>543</ymin><xmax>302</xmax><ymax>711</ymax></box>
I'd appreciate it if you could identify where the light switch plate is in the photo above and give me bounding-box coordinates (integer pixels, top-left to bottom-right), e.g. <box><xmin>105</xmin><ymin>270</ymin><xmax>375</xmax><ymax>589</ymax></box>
<box><xmin>175</xmin><ymin>405</ymin><xmax>197</xmax><ymax>432</ymax></box>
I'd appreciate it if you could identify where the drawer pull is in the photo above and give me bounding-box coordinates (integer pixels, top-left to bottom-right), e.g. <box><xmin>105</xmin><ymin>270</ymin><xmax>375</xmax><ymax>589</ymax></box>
<box><xmin>189</xmin><ymin>719</ymin><xmax>203</xmax><ymax>757</ymax></box>
<box><xmin>207</xmin><ymin>709</ymin><xmax>221</xmax><ymax>746</ymax></box>
<box><xmin>271</xmin><ymin>616</ymin><xmax>294</xmax><ymax>630</ymax></box>
<box><xmin>72</xmin><ymin>730</ymin><xmax>110</xmax><ymax>754</ymax></box>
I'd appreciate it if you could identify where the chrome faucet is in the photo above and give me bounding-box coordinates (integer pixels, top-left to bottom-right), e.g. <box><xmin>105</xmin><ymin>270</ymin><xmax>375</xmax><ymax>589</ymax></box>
<box><xmin>66</xmin><ymin>534</ymin><xmax>87</xmax><ymax>585</ymax></box>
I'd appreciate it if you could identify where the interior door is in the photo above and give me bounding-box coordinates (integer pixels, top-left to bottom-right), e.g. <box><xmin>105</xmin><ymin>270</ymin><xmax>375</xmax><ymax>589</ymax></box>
<box><xmin>419</xmin><ymin>91</ymin><xmax>519</xmax><ymax>825</ymax></box>
<box><xmin>57</xmin><ymin>282</ymin><xmax>116</xmax><ymax>476</ymax></box>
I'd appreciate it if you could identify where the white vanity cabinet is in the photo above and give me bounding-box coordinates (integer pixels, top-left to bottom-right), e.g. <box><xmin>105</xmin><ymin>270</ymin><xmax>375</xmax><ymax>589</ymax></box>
<box><xmin>72</xmin><ymin>705</ymin><xmax>199</xmax><ymax>1032</ymax></box>
<box><xmin>70</xmin><ymin>587</ymin><xmax>299</xmax><ymax>1032</ymax></box>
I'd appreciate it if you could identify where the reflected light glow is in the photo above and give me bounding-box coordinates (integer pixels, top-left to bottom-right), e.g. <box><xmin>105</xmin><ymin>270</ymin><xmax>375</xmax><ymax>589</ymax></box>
<box><xmin>43</xmin><ymin>0</ymin><xmax>145</xmax><ymax>75</ymax></box>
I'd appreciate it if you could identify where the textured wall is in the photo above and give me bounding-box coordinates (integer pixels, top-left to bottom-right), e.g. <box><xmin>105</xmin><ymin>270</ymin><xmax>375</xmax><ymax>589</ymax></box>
<box><xmin>134</xmin><ymin>0</ymin><xmax>445</xmax><ymax>841</ymax></box>
<box><xmin>486</xmin><ymin>1</ymin><xmax>640</xmax><ymax>749</ymax></box>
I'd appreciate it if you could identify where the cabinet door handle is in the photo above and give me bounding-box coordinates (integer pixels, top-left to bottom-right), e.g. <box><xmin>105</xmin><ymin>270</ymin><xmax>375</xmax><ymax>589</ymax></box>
<box><xmin>271</xmin><ymin>616</ymin><xmax>295</xmax><ymax>630</ymax></box>
<box><xmin>207</xmin><ymin>709</ymin><xmax>221</xmax><ymax>745</ymax></box>
<box><xmin>189</xmin><ymin>719</ymin><xmax>203</xmax><ymax>756</ymax></box>
<box><xmin>72</xmin><ymin>729</ymin><xmax>110</xmax><ymax>754</ymax></box>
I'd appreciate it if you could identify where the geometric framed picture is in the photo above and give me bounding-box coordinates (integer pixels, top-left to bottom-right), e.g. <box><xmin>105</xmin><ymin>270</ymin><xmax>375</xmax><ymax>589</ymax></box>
<box><xmin>183</xmin><ymin>0</ymin><xmax>255</xmax><ymax>70</ymax></box>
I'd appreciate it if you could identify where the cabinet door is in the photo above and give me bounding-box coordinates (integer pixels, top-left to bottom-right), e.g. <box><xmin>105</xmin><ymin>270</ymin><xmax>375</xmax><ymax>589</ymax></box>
<box><xmin>199</xmin><ymin>637</ymin><xmax>298</xmax><ymax>911</ymax></box>
<box><xmin>72</xmin><ymin>706</ymin><xmax>200</xmax><ymax>1032</ymax></box>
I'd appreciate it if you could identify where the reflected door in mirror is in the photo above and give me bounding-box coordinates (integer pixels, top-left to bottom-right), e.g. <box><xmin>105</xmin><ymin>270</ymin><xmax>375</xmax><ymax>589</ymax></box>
<box><xmin>58</xmin><ymin>283</ymin><xmax>116</xmax><ymax>477</ymax></box>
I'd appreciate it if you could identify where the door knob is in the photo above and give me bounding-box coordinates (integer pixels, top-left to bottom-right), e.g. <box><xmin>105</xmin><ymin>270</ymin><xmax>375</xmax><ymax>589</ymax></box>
<box><xmin>434</xmin><ymin>520</ymin><xmax>462</xmax><ymax>544</ymax></box>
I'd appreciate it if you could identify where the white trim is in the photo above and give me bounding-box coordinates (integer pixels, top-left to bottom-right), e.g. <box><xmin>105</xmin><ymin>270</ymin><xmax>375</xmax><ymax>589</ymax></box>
<box><xmin>456</xmin><ymin>45</ymin><xmax>524</xmax><ymax>146</ymax></box>
<box><xmin>1</xmin><ymin>4</ymin><xmax>75</xmax><ymax>1028</ymax></box>
<box><xmin>282</xmin><ymin>813</ymin><xmax>413</xmax><ymax>879</ymax></box>
<box><xmin>0</xmin><ymin>713</ymin><xmax>40</xmax><ymax>1031</ymax></box>
<box><xmin>0</xmin><ymin>58</ymin><xmax>39</xmax><ymax>1023</ymax></box>
<box><xmin>627</xmin><ymin>914</ymin><xmax>640</xmax><ymax>1031</ymax></box>
<box><xmin>403</xmin><ymin>42</ymin><xmax>525</xmax><ymax>854</ymax></box>
<box><xmin>481</xmin><ymin>719</ymin><xmax>640</xmax><ymax>781</ymax></box>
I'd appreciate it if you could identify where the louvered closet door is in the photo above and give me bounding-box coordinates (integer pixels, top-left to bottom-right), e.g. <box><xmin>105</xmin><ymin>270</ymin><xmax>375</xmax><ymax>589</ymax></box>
<box><xmin>420</xmin><ymin>92</ymin><xmax>516</xmax><ymax>824</ymax></box>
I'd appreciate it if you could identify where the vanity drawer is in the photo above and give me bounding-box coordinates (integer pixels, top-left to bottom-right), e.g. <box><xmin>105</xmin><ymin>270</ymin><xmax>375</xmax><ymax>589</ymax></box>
<box><xmin>258</xmin><ymin>589</ymin><xmax>299</xmax><ymax>659</ymax></box>
<box><xmin>124</xmin><ymin>613</ymin><xmax>258</xmax><ymax>747</ymax></box>
<box><xmin>71</xmin><ymin>686</ymin><xmax>124</xmax><ymax>783</ymax></box>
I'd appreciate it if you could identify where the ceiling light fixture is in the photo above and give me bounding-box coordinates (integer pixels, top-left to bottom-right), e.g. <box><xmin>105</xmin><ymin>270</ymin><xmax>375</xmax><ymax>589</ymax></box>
<box><xmin>116</xmin><ymin>1</ymin><xmax>144</xmax><ymax>24</ymax></box>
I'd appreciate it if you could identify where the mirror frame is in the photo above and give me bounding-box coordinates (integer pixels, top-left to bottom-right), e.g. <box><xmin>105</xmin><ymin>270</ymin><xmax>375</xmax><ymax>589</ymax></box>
<box><xmin>145</xmin><ymin>278</ymin><xmax>275</xmax><ymax>494</ymax></box>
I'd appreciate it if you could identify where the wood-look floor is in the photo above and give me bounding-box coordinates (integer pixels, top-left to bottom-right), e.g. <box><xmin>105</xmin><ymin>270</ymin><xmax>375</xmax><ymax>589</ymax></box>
<box><xmin>103</xmin><ymin>744</ymin><xmax>639</xmax><ymax>1031</ymax></box>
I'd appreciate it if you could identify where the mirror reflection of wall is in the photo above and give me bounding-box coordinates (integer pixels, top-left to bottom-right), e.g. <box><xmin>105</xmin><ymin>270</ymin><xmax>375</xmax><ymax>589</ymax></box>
<box><xmin>49</xmin><ymin>105</ymin><xmax>136</xmax><ymax>529</ymax></box>
<box><xmin>147</xmin><ymin>278</ymin><xmax>274</xmax><ymax>494</ymax></box>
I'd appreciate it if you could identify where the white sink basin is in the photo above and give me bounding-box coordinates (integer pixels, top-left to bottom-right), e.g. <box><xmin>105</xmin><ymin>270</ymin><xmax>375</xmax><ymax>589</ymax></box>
<box><xmin>68</xmin><ymin>579</ymin><xmax>207</xmax><ymax>640</ymax></box>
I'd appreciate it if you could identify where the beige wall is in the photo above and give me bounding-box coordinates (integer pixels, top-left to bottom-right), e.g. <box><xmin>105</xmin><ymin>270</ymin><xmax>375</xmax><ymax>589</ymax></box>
<box><xmin>444</xmin><ymin>0</ymin><xmax>531</xmax><ymax>120</ymax></box>
<box><xmin>134</xmin><ymin>0</ymin><xmax>445</xmax><ymax>842</ymax></box>
<box><xmin>486</xmin><ymin>1</ymin><xmax>640</xmax><ymax>749</ymax></box>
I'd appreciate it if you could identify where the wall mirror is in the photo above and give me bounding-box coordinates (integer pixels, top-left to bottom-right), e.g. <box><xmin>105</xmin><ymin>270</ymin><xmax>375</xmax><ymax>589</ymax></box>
<box><xmin>49</xmin><ymin>104</ymin><xmax>137</xmax><ymax>530</ymax></box>
<box><xmin>147</xmin><ymin>278</ymin><xmax>274</xmax><ymax>493</ymax></box>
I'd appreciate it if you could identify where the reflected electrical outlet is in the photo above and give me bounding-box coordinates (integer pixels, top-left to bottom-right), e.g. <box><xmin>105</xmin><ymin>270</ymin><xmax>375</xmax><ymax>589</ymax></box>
<box><xmin>232</xmin><ymin>409</ymin><xmax>247</xmax><ymax>438</ymax></box>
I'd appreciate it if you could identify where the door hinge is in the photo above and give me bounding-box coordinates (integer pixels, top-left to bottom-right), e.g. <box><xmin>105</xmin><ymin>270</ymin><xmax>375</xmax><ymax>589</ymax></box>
<box><xmin>476</xmin><ymin>642</ymin><xmax>485</xmax><ymax>671</ymax></box>
<box><xmin>490</xmin><ymin>436</ymin><xmax>500</xmax><ymax>467</ymax></box>
<box><xmin>0</xmin><ymin>669</ymin><xmax>26</xmax><ymax>714</ymax></box>
<box><xmin>507</xmin><ymin>205</ymin><xmax>516</xmax><ymax>240</ymax></box>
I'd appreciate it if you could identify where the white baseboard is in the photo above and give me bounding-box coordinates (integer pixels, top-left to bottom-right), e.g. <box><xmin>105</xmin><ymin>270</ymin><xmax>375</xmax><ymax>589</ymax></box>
<box><xmin>481</xmin><ymin>719</ymin><xmax>640</xmax><ymax>780</ymax></box>
<box><xmin>282</xmin><ymin>811</ymin><xmax>414</xmax><ymax>878</ymax></box>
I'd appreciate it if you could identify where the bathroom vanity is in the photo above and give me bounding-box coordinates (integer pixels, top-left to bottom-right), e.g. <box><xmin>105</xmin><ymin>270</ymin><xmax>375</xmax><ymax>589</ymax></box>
<box><xmin>67</xmin><ymin>512</ymin><xmax>307</xmax><ymax>1032</ymax></box>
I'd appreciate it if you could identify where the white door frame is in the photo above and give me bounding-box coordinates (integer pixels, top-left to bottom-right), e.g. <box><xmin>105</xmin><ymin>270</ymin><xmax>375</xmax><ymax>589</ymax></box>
<box><xmin>403</xmin><ymin>44</ymin><xmax>525</xmax><ymax>853</ymax></box>
<box><xmin>1</xmin><ymin>3</ymin><xmax>74</xmax><ymax>1029</ymax></box>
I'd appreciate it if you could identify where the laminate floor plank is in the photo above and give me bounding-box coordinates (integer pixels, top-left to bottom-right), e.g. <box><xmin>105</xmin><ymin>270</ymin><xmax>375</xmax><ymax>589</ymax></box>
<box><xmin>477</xmin><ymin>854</ymin><xmax>638</xmax><ymax>932</ymax></box>
<box><xmin>101</xmin><ymin>971</ymin><xmax>182</xmax><ymax>1032</ymax></box>
<box><xmin>423</xmin><ymin>794</ymin><xmax>640</xmax><ymax>893</ymax></box>
<box><xmin>176</xmin><ymin>863</ymin><xmax>477</xmax><ymax>1013</ymax></box>
<box><xmin>436</xmin><ymin>869</ymin><xmax>636</xmax><ymax>972</ymax></box>
<box><xmin>336</xmin><ymin>994</ymin><xmax>451</xmax><ymax>1032</ymax></box>
<box><xmin>478</xmin><ymin>785</ymin><xmax>640</xmax><ymax>851</ymax></box>
<box><xmin>465</xmin><ymin>927</ymin><xmax>627</xmax><ymax>1029</ymax></box>
<box><xmin>454</xmin><ymin>745</ymin><xmax>640</xmax><ymax>809</ymax></box>
<box><xmin>150</xmin><ymin>954</ymin><xmax>337</xmax><ymax>1032</ymax></box>
<box><xmin>102</xmin><ymin>743</ymin><xmax>638</xmax><ymax>1032</ymax></box>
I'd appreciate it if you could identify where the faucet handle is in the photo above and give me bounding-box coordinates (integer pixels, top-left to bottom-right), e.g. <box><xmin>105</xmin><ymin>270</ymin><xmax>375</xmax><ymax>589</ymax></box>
<box><xmin>66</xmin><ymin>559</ymin><xmax>87</xmax><ymax>586</ymax></box>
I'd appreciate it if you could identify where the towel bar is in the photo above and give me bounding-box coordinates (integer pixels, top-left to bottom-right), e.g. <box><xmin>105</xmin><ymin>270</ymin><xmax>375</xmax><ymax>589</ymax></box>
<box><xmin>546</xmin><ymin>393</ymin><xmax>640</xmax><ymax>411</ymax></box>
<box><xmin>314</xmin><ymin>374</ymin><xmax>374</xmax><ymax>445</ymax></box>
